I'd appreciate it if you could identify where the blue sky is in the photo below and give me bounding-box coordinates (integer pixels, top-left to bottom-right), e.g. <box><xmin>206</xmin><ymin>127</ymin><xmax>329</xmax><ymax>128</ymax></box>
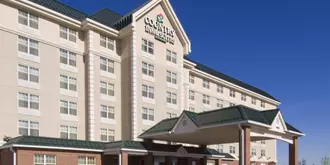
<box><xmin>61</xmin><ymin>0</ymin><xmax>330</xmax><ymax>164</ymax></box>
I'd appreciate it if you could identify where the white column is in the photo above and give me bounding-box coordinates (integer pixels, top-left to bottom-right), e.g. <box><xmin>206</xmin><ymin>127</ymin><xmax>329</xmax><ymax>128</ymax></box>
<box><xmin>86</xmin><ymin>30</ymin><xmax>95</xmax><ymax>141</ymax></box>
<box><xmin>239</xmin><ymin>127</ymin><xmax>245</xmax><ymax>165</ymax></box>
<box><xmin>130</xmin><ymin>27</ymin><xmax>138</xmax><ymax>140</ymax></box>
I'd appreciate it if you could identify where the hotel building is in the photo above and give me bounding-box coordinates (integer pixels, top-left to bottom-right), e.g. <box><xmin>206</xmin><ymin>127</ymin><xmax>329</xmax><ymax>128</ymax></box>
<box><xmin>0</xmin><ymin>0</ymin><xmax>295</xmax><ymax>164</ymax></box>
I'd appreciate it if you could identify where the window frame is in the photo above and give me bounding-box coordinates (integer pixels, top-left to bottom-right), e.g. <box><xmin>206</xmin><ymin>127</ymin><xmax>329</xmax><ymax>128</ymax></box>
<box><xmin>252</xmin><ymin>97</ymin><xmax>257</xmax><ymax>105</ymax></box>
<box><xmin>18</xmin><ymin>92</ymin><xmax>39</xmax><ymax>110</ymax></box>
<box><xmin>251</xmin><ymin>148</ymin><xmax>256</xmax><ymax>156</ymax></box>
<box><xmin>230</xmin><ymin>89</ymin><xmax>236</xmax><ymax>98</ymax></box>
<box><xmin>229</xmin><ymin>146</ymin><xmax>236</xmax><ymax>154</ymax></box>
<box><xmin>18</xmin><ymin>120</ymin><xmax>39</xmax><ymax>136</ymax></box>
<box><xmin>18</xmin><ymin>36</ymin><xmax>39</xmax><ymax>56</ymax></box>
<box><xmin>100</xmin><ymin>56</ymin><xmax>115</xmax><ymax>73</ymax></box>
<box><xmin>142</xmin><ymin>61</ymin><xmax>154</xmax><ymax>77</ymax></box>
<box><xmin>261</xmin><ymin>101</ymin><xmax>266</xmax><ymax>108</ymax></box>
<box><xmin>100</xmin><ymin>81</ymin><xmax>115</xmax><ymax>96</ymax></box>
<box><xmin>189</xmin><ymin>90</ymin><xmax>195</xmax><ymax>101</ymax></box>
<box><xmin>100</xmin><ymin>128</ymin><xmax>115</xmax><ymax>142</ymax></box>
<box><xmin>60</xmin><ymin>100</ymin><xmax>77</xmax><ymax>116</ymax></box>
<box><xmin>78</xmin><ymin>156</ymin><xmax>96</xmax><ymax>165</ymax></box>
<box><xmin>34</xmin><ymin>154</ymin><xmax>56</xmax><ymax>165</ymax></box>
<box><xmin>18</xmin><ymin>64</ymin><xmax>39</xmax><ymax>83</ymax></box>
<box><xmin>261</xmin><ymin>149</ymin><xmax>266</xmax><ymax>157</ymax></box>
<box><xmin>203</xmin><ymin>79</ymin><xmax>210</xmax><ymax>89</ymax></box>
<box><xmin>189</xmin><ymin>74</ymin><xmax>195</xmax><ymax>84</ymax></box>
<box><xmin>100</xmin><ymin>35</ymin><xmax>115</xmax><ymax>50</ymax></box>
<box><xmin>60</xmin><ymin>125</ymin><xmax>77</xmax><ymax>140</ymax></box>
<box><xmin>217</xmin><ymin>99</ymin><xmax>223</xmax><ymax>108</ymax></box>
<box><xmin>18</xmin><ymin>10</ymin><xmax>39</xmax><ymax>29</ymax></box>
<box><xmin>217</xmin><ymin>85</ymin><xmax>223</xmax><ymax>93</ymax></box>
<box><xmin>166</xmin><ymin>112</ymin><xmax>177</xmax><ymax>119</ymax></box>
<box><xmin>60</xmin><ymin>25</ymin><xmax>76</xmax><ymax>42</ymax></box>
<box><xmin>202</xmin><ymin>94</ymin><xmax>210</xmax><ymax>105</ymax></box>
<box><xmin>142</xmin><ymin>84</ymin><xmax>154</xmax><ymax>99</ymax></box>
<box><xmin>166</xmin><ymin>49</ymin><xmax>177</xmax><ymax>64</ymax></box>
<box><xmin>241</xmin><ymin>93</ymin><xmax>247</xmax><ymax>101</ymax></box>
<box><xmin>60</xmin><ymin>75</ymin><xmax>77</xmax><ymax>91</ymax></box>
<box><xmin>142</xmin><ymin>38</ymin><xmax>154</xmax><ymax>55</ymax></box>
<box><xmin>60</xmin><ymin>49</ymin><xmax>76</xmax><ymax>67</ymax></box>
<box><xmin>166</xmin><ymin>92</ymin><xmax>177</xmax><ymax>104</ymax></box>
<box><xmin>166</xmin><ymin>70</ymin><xmax>177</xmax><ymax>84</ymax></box>
<box><xmin>142</xmin><ymin>107</ymin><xmax>155</xmax><ymax>121</ymax></box>
<box><xmin>100</xmin><ymin>105</ymin><xmax>115</xmax><ymax>119</ymax></box>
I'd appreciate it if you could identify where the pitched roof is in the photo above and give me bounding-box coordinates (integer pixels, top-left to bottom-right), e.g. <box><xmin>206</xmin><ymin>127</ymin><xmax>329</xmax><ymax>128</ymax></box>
<box><xmin>184</xmin><ymin>57</ymin><xmax>279</xmax><ymax>102</ymax></box>
<box><xmin>105</xmin><ymin>140</ymin><xmax>145</xmax><ymax>150</ymax></box>
<box><xmin>89</xmin><ymin>8</ymin><xmax>123</xmax><ymax>28</ymax></box>
<box><xmin>140</xmin><ymin>105</ymin><xmax>302</xmax><ymax>137</ymax></box>
<box><xmin>3</xmin><ymin>136</ymin><xmax>105</xmax><ymax>150</ymax></box>
<box><xmin>28</xmin><ymin>0</ymin><xmax>88</xmax><ymax>21</ymax></box>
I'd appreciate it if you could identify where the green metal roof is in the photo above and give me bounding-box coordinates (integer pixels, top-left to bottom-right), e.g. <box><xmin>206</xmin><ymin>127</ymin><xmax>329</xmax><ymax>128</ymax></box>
<box><xmin>140</xmin><ymin>105</ymin><xmax>302</xmax><ymax>137</ymax></box>
<box><xmin>89</xmin><ymin>8</ymin><xmax>123</xmax><ymax>28</ymax></box>
<box><xmin>3</xmin><ymin>136</ymin><xmax>105</xmax><ymax>150</ymax></box>
<box><xmin>106</xmin><ymin>140</ymin><xmax>145</xmax><ymax>150</ymax></box>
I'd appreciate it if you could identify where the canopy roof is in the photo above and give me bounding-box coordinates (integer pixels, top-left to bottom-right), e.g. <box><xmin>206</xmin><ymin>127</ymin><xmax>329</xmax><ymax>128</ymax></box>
<box><xmin>139</xmin><ymin>105</ymin><xmax>303</xmax><ymax>145</ymax></box>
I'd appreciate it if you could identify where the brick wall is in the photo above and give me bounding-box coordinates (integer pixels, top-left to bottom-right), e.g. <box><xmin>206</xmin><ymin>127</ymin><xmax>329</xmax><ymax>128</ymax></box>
<box><xmin>222</xmin><ymin>160</ymin><xmax>239</xmax><ymax>165</ymax></box>
<box><xmin>16</xmin><ymin>148</ymin><xmax>102</xmax><ymax>165</ymax></box>
<box><xmin>0</xmin><ymin>149</ymin><xmax>14</xmax><ymax>165</ymax></box>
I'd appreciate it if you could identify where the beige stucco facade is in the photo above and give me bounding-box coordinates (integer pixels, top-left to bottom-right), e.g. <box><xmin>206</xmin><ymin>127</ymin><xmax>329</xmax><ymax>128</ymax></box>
<box><xmin>0</xmin><ymin>0</ymin><xmax>280</xmax><ymax>163</ymax></box>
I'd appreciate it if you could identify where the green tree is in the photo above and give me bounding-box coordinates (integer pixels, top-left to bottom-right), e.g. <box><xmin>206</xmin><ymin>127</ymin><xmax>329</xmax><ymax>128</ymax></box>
<box><xmin>321</xmin><ymin>156</ymin><xmax>330</xmax><ymax>165</ymax></box>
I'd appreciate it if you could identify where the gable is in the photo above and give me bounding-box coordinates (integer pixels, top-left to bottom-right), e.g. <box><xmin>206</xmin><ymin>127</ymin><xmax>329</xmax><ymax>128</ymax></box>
<box><xmin>172</xmin><ymin>113</ymin><xmax>197</xmax><ymax>134</ymax></box>
<box><xmin>270</xmin><ymin>112</ymin><xmax>287</xmax><ymax>132</ymax></box>
<box><xmin>132</xmin><ymin>0</ymin><xmax>191</xmax><ymax>54</ymax></box>
<box><xmin>177</xmin><ymin>146</ymin><xmax>188</xmax><ymax>155</ymax></box>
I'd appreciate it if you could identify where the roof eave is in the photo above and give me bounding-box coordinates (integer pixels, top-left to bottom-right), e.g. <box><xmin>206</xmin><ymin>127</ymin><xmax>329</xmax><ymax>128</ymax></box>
<box><xmin>82</xmin><ymin>18</ymin><xmax>119</xmax><ymax>37</ymax></box>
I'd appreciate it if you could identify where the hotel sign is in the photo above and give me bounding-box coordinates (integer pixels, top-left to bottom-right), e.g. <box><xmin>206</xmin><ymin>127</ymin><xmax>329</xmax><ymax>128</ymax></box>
<box><xmin>144</xmin><ymin>14</ymin><xmax>175</xmax><ymax>44</ymax></box>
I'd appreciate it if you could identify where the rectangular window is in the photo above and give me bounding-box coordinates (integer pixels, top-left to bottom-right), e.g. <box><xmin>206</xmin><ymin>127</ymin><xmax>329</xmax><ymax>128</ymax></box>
<box><xmin>230</xmin><ymin>89</ymin><xmax>236</xmax><ymax>97</ymax></box>
<box><xmin>251</xmin><ymin>148</ymin><xmax>256</xmax><ymax>156</ymax></box>
<box><xmin>100</xmin><ymin>105</ymin><xmax>115</xmax><ymax>119</ymax></box>
<box><xmin>19</xmin><ymin>120</ymin><xmax>39</xmax><ymax>136</ymax></box>
<box><xmin>261</xmin><ymin>101</ymin><xmax>266</xmax><ymax>108</ymax></box>
<box><xmin>229</xmin><ymin>146</ymin><xmax>235</xmax><ymax>154</ymax></box>
<box><xmin>166</xmin><ymin>49</ymin><xmax>177</xmax><ymax>64</ymax></box>
<box><xmin>261</xmin><ymin>140</ymin><xmax>266</xmax><ymax>144</ymax></box>
<box><xmin>60</xmin><ymin>100</ymin><xmax>77</xmax><ymax>116</ymax></box>
<box><xmin>252</xmin><ymin>97</ymin><xmax>257</xmax><ymax>105</ymax></box>
<box><xmin>189</xmin><ymin>107</ymin><xmax>195</xmax><ymax>112</ymax></box>
<box><xmin>217</xmin><ymin>85</ymin><xmax>223</xmax><ymax>93</ymax></box>
<box><xmin>34</xmin><ymin>154</ymin><xmax>56</xmax><ymax>165</ymax></box>
<box><xmin>203</xmin><ymin>95</ymin><xmax>210</xmax><ymax>105</ymax></box>
<box><xmin>60</xmin><ymin>75</ymin><xmax>77</xmax><ymax>91</ymax></box>
<box><xmin>166</xmin><ymin>92</ymin><xmax>177</xmax><ymax>104</ymax></box>
<box><xmin>142</xmin><ymin>39</ymin><xmax>154</xmax><ymax>54</ymax></box>
<box><xmin>203</xmin><ymin>79</ymin><xmax>210</xmax><ymax>89</ymax></box>
<box><xmin>261</xmin><ymin>149</ymin><xmax>266</xmax><ymax>157</ymax></box>
<box><xmin>166</xmin><ymin>112</ymin><xmax>177</xmax><ymax>119</ymax></box>
<box><xmin>78</xmin><ymin>157</ymin><xmax>96</xmax><ymax>165</ymax></box>
<box><xmin>189</xmin><ymin>74</ymin><xmax>195</xmax><ymax>84</ymax></box>
<box><xmin>142</xmin><ymin>85</ymin><xmax>154</xmax><ymax>99</ymax></box>
<box><xmin>60</xmin><ymin>125</ymin><xmax>77</xmax><ymax>139</ymax></box>
<box><xmin>166</xmin><ymin>70</ymin><xmax>177</xmax><ymax>84</ymax></box>
<box><xmin>217</xmin><ymin>145</ymin><xmax>223</xmax><ymax>153</ymax></box>
<box><xmin>60</xmin><ymin>25</ymin><xmax>76</xmax><ymax>42</ymax></box>
<box><xmin>142</xmin><ymin>61</ymin><xmax>154</xmax><ymax>77</ymax></box>
<box><xmin>142</xmin><ymin>107</ymin><xmax>154</xmax><ymax>121</ymax></box>
<box><xmin>100</xmin><ymin>56</ymin><xmax>114</xmax><ymax>73</ymax></box>
<box><xmin>100</xmin><ymin>35</ymin><xmax>115</xmax><ymax>50</ymax></box>
<box><xmin>18</xmin><ymin>92</ymin><xmax>39</xmax><ymax>110</ymax></box>
<box><xmin>189</xmin><ymin>90</ymin><xmax>195</xmax><ymax>101</ymax></box>
<box><xmin>18</xmin><ymin>36</ymin><xmax>39</xmax><ymax>56</ymax></box>
<box><xmin>241</xmin><ymin>94</ymin><xmax>247</xmax><ymax>101</ymax></box>
<box><xmin>217</xmin><ymin>99</ymin><xmax>223</xmax><ymax>108</ymax></box>
<box><xmin>100</xmin><ymin>81</ymin><xmax>115</xmax><ymax>96</ymax></box>
<box><xmin>18</xmin><ymin>10</ymin><xmax>38</xmax><ymax>29</ymax></box>
<box><xmin>100</xmin><ymin>128</ymin><xmax>115</xmax><ymax>142</ymax></box>
<box><xmin>60</xmin><ymin>49</ymin><xmax>76</xmax><ymax>67</ymax></box>
<box><xmin>18</xmin><ymin>64</ymin><xmax>39</xmax><ymax>83</ymax></box>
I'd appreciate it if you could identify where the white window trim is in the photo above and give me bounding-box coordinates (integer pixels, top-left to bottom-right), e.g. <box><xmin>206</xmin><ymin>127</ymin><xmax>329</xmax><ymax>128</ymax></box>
<box><xmin>18</xmin><ymin>10</ymin><xmax>39</xmax><ymax>29</ymax></box>
<box><xmin>17</xmin><ymin>36</ymin><xmax>40</xmax><ymax>63</ymax></box>
<box><xmin>18</xmin><ymin>120</ymin><xmax>39</xmax><ymax>136</ymax></box>
<box><xmin>34</xmin><ymin>154</ymin><xmax>56</xmax><ymax>165</ymax></box>
<box><xmin>60</xmin><ymin>125</ymin><xmax>77</xmax><ymax>139</ymax></box>
<box><xmin>100</xmin><ymin>128</ymin><xmax>115</xmax><ymax>142</ymax></box>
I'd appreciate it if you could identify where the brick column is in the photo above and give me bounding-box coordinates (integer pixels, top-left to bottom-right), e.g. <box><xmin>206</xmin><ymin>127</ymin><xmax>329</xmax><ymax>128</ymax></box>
<box><xmin>200</xmin><ymin>156</ymin><xmax>208</xmax><ymax>165</ymax></box>
<box><xmin>145</xmin><ymin>152</ymin><xmax>153</xmax><ymax>165</ymax></box>
<box><xmin>239</xmin><ymin>126</ymin><xmax>251</xmax><ymax>165</ymax></box>
<box><xmin>289</xmin><ymin>137</ymin><xmax>298</xmax><ymax>165</ymax></box>
<box><xmin>216</xmin><ymin>159</ymin><xmax>222</xmax><ymax>165</ymax></box>
<box><xmin>165</xmin><ymin>156</ymin><xmax>173</xmax><ymax>165</ymax></box>
<box><xmin>121</xmin><ymin>152</ymin><xmax>128</xmax><ymax>165</ymax></box>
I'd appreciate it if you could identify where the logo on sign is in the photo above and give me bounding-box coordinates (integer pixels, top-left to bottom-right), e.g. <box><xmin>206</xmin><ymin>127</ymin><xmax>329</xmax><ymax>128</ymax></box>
<box><xmin>144</xmin><ymin>14</ymin><xmax>175</xmax><ymax>44</ymax></box>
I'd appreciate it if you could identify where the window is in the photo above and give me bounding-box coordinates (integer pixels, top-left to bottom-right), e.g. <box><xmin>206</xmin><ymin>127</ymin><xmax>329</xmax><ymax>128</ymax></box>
<box><xmin>166</xmin><ymin>112</ymin><xmax>177</xmax><ymax>118</ymax></box>
<box><xmin>261</xmin><ymin>140</ymin><xmax>266</xmax><ymax>144</ymax></box>
<box><xmin>100</xmin><ymin>81</ymin><xmax>114</xmax><ymax>96</ymax></box>
<box><xmin>60</xmin><ymin>25</ymin><xmax>76</xmax><ymax>42</ymax></box>
<box><xmin>166</xmin><ymin>49</ymin><xmax>177</xmax><ymax>64</ymax></box>
<box><xmin>217</xmin><ymin>99</ymin><xmax>223</xmax><ymax>108</ymax></box>
<box><xmin>166</xmin><ymin>92</ymin><xmax>177</xmax><ymax>104</ymax></box>
<box><xmin>230</xmin><ymin>103</ymin><xmax>235</xmax><ymax>107</ymax></box>
<box><xmin>251</xmin><ymin>148</ymin><xmax>256</xmax><ymax>156</ymax></box>
<box><xmin>203</xmin><ymin>79</ymin><xmax>210</xmax><ymax>89</ymax></box>
<box><xmin>166</xmin><ymin>71</ymin><xmax>177</xmax><ymax>84</ymax></box>
<box><xmin>100</xmin><ymin>105</ymin><xmax>115</xmax><ymax>119</ymax></box>
<box><xmin>229</xmin><ymin>146</ymin><xmax>235</xmax><ymax>154</ymax></box>
<box><xmin>18</xmin><ymin>92</ymin><xmax>39</xmax><ymax>109</ymax></box>
<box><xmin>100</xmin><ymin>128</ymin><xmax>115</xmax><ymax>142</ymax></box>
<box><xmin>189</xmin><ymin>90</ymin><xmax>195</xmax><ymax>101</ymax></box>
<box><xmin>202</xmin><ymin>95</ymin><xmax>210</xmax><ymax>105</ymax></box>
<box><xmin>142</xmin><ymin>85</ymin><xmax>154</xmax><ymax>99</ymax></box>
<box><xmin>60</xmin><ymin>125</ymin><xmax>77</xmax><ymax>139</ymax></box>
<box><xmin>18</xmin><ymin>10</ymin><xmax>38</xmax><ymax>29</ymax></box>
<box><xmin>78</xmin><ymin>157</ymin><xmax>96</xmax><ymax>165</ymax></box>
<box><xmin>142</xmin><ymin>107</ymin><xmax>154</xmax><ymax>121</ymax></box>
<box><xmin>142</xmin><ymin>39</ymin><xmax>154</xmax><ymax>54</ymax></box>
<box><xmin>18</xmin><ymin>120</ymin><xmax>39</xmax><ymax>136</ymax></box>
<box><xmin>217</xmin><ymin>85</ymin><xmax>223</xmax><ymax>93</ymax></box>
<box><xmin>18</xmin><ymin>64</ymin><xmax>39</xmax><ymax>83</ymax></box>
<box><xmin>60</xmin><ymin>75</ymin><xmax>77</xmax><ymax>91</ymax></box>
<box><xmin>261</xmin><ymin>101</ymin><xmax>266</xmax><ymax>108</ymax></box>
<box><xmin>34</xmin><ymin>154</ymin><xmax>56</xmax><ymax>165</ymax></box>
<box><xmin>100</xmin><ymin>35</ymin><xmax>114</xmax><ymax>50</ymax></box>
<box><xmin>230</xmin><ymin>89</ymin><xmax>236</xmax><ymax>97</ymax></box>
<box><xmin>189</xmin><ymin>74</ymin><xmax>195</xmax><ymax>84</ymax></box>
<box><xmin>241</xmin><ymin>94</ymin><xmax>247</xmax><ymax>101</ymax></box>
<box><xmin>60</xmin><ymin>49</ymin><xmax>76</xmax><ymax>67</ymax></box>
<box><xmin>60</xmin><ymin>100</ymin><xmax>77</xmax><ymax>116</ymax></box>
<box><xmin>18</xmin><ymin>36</ymin><xmax>38</xmax><ymax>56</ymax></box>
<box><xmin>217</xmin><ymin>145</ymin><xmax>223</xmax><ymax>153</ymax></box>
<box><xmin>100</xmin><ymin>57</ymin><xmax>114</xmax><ymax>73</ymax></box>
<box><xmin>142</xmin><ymin>61</ymin><xmax>154</xmax><ymax>77</ymax></box>
<box><xmin>252</xmin><ymin>97</ymin><xmax>256</xmax><ymax>105</ymax></box>
<box><xmin>189</xmin><ymin>107</ymin><xmax>195</xmax><ymax>112</ymax></box>
<box><xmin>261</xmin><ymin>149</ymin><xmax>266</xmax><ymax>157</ymax></box>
